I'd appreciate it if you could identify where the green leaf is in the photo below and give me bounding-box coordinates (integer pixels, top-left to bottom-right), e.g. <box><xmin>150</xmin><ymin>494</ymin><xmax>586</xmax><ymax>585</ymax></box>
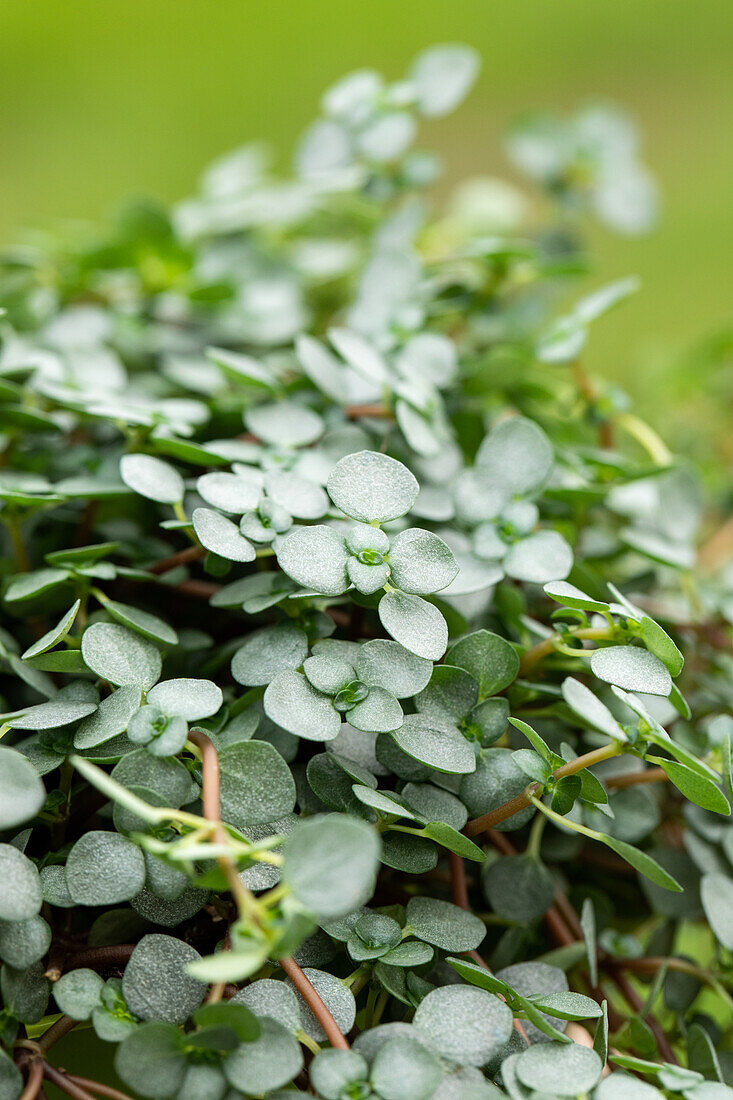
<box><xmin>590</xmin><ymin>645</ymin><xmax>672</xmax><ymax>697</ymax></box>
<box><xmin>283</xmin><ymin>814</ymin><xmax>381</xmax><ymax>920</ymax></box>
<box><xmin>447</xmin><ymin>630</ymin><xmax>519</xmax><ymax>698</ymax></box>
<box><xmin>581</xmin><ymin>897</ymin><xmax>598</xmax><ymax>985</ymax></box>
<box><xmin>53</xmin><ymin>968</ymin><xmax>104</xmax><ymax>1020</ymax></box>
<box><xmin>389</xmin><ymin>715</ymin><xmax>476</xmax><ymax>774</ymax></box>
<box><xmin>515</xmin><ymin>1040</ymin><xmax>603</xmax><ymax>1096</ymax></box>
<box><xmin>223</xmin><ymin>1018</ymin><xmax>303</xmax><ymax>1095</ymax></box>
<box><xmin>355</xmin><ymin>639</ymin><xmax>432</xmax><ymax>699</ymax></box>
<box><xmin>387</xmin><ymin>528</ymin><xmax>458</xmax><ymax>595</ymax></box>
<box><xmin>509</xmin><ymin>718</ymin><xmax>564</xmax><ymax>767</ymax></box>
<box><xmin>196</xmin><ymin>471</ymin><xmax>261</xmax><ymax>514</ymax></box>
<box><xmin>97</xmin><ymin>597</ymin><xmax>178</xmax><ymax>646</ymax></box>
<box><xmin>264</xmin><ymin>669</ymin><xmax>342</xmax><ymax>742</ymax></box>
<box><xmin>81</xmin><ymin>622</ymin><xmax>162</xmax><ymax>688</ymax></box>
<box><xmin>378</xmin><ymin>591</ymin><xmax>448</xmax><ymax>661</ymax></box>
<box><xmin>0</xmin><ymin>746</ymin><xmax>46</xmax><ymax>829</ymax></box>
<box><xmin>370</xmin><ymin>1036</ymin><xmax>443</xmax><ymax>1100</ymax></box>
<box><xmin>0</xmin><ymin>844</ymin><xmax>42</xmax><ymax>922</ymax></box>
<box><xmin>603</xmin><ymin>836</ymin><xmax>682</xmax><ymax>893</ymax></box>
<box><xmin>482</xmin><ymin>853</ymin><xmax>555</xmax><ymax>922</ymax></box>
<box><xmin>701</xmin><ymin>872</ymin><xmax>733</xmax><ymax>950</ymax></box>
<box><xmin>231</xmin><ymin>623</ymin><xmax>308</xmax><ymax>686</ymax></box>
<box><xmin>475</xmin><ymin>416</ymin><xmax>553</xmax><ymax>495</ymax></box>
<box><xmin>504</xmin><ymin>530</ymin><xmax>573</xmax><ymax>584</ymax></box>
<box><xmin>419</xmin><ymin>821</ymin><xmax>485</xmax><ymax>862</ymax></box>
<box><xmin>115</xmin><ymin>1022</ymin><xmax>187</xmax><ymax>1099</ymax></box>
<box><xmin>327</xmin><ymin>450</ymin><xmax>419</xmax><ymax>523</ymax></box>
<box><xmin>147</xmin><ymin>677</ymin><xmax>223</xmax><ymax>721</ymax></box>
<box><xmin>21</xmin><ymin>599</ymin><xmax>81</xmax><ymax>659</ymax></box>
<box><xmin>192</xmin><ymin>507</ymin><xmax>256</xmax><ymax>562</ymax></box>
<box><xmin>527</xmin><ymin>991</ymin><xmax>602</xmax><ymax>1020</ymax></box>
<box><xmin>646</xmin><ymin>755</ymin><xmax>730</xmax><ymax>815</ymax></box>
<box><xmin>123</xmin><ymin>933</ymin><xmax>205</xmax><ymax>1024</ymax></box>
<box><xmin>406</xmin><ymin>895</ymin><xmax>485</xmax><ymax>951</ymax></box>
<box><xmin>120</xmin><ymin>453</ymin><xmax>184</xmax><ymax>504</ymax></box>
<box><xmin>412</xmin><ymin>984</ymin><xmax>512</xmax><ymax>1067</ymax></box>
<box><xmin>634</xmin><ymin>616</ymin><xmax>684</xmax><ymax>676</ymax></box>
<box><xmin>277</xmin><ymin>524</ymin><xmax>350</xmax><ymax>595</ymax></box>
<box><xmin>66</xmin><ymin>830</ymin><xmax>146</xmax><ymax>905</ymax></box>
<box><xmin>219</xmin><ymin>739</ymin><xmax>296</xmax><ymax>828</ymax></box>
<box><xmin>74</xmin><ymin>685</ymin><xmax>143</xmax><ymax>749</ymax></box>
<box><xmin>544</xmin><ymin>581</ymin><xmax>610</xmax><ymax>613</ymax></box>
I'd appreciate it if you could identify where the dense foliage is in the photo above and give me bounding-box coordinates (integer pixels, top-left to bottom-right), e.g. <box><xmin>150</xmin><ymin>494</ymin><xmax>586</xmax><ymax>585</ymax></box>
<box><xmin>0</xmin><ymin>43</ymin><xmax>732</xmax><ymax>1100</ymax></box>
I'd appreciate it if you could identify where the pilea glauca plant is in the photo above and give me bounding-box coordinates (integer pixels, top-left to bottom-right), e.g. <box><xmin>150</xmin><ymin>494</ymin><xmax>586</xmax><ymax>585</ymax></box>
<box><xmin>0</xmin><ymin>42</ymin><xmax>731</xmax><ymax>1100</ymax></box>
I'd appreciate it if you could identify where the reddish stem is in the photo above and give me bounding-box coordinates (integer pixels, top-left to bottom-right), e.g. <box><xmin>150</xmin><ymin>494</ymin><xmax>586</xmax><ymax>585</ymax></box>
<box><xmin>147</xmin><ymin>545</ymin><xmax>205</xmax><ymax>575</ymax></box>
<box><xmin>19</xmin><ymin>1061</ymin><xmax>44</xmax><ymax>1100</ymax></box>
<box><xmin>63</xmin><ymin>945</ymin><xmax>135</xmax><ymax>973</ymax></box>
<box><xmin>448</xmin><ymin>852</ymin><xmax>470</xmax><ymax>910</ymax></box>
<box><xmin>279</xmin><ymin>955</ymin><xmax>349</xmax><ymax>1051</ymax></box>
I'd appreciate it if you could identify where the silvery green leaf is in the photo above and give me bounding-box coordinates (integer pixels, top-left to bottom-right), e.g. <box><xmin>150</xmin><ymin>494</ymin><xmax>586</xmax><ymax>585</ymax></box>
<box><xmin>264</xmin><ymin>670</ymin><xmax>342</xmax><ymax>741</ymax></box>
<box><xmin>1</xmin><ymin>960</ymin><xmax>50</xmax><ymax>1024</ymax></box>
<box><xmin>395</xmin><ymin>399</ymin><xmax>446</xmax><ymax>458</ymax></box>
<box><xmin>277</xmin><ymin>524</ymin><xmax>350</xmax><ymax>595</ymax></box>
<box><xmin>441</xmin><ymin>549</ymin><xmax>503</xmax><ymax>596</ymax></box>
<box><xmin>401</xmin><ymin>782</ymin><xmax>468</xmax><ymax>831</ymax></box>
<box><xmin>114</xmin><ymin>1022</ymin><xmax>187</xmax><ymax>1099</ymax></box>
<box><xmin>536</xmin><ymin>316</ymin><xmax>588</xmax><ymax>364</ymax></box>
<box><xmin>475</xmin><ymin>416</ymin><xmax>553</xmax><ymax>496</ymax></box>
<box><xmin>303</xmin><ymin>655</ymin><xmax>355</xmax><ymax>695</ymax></box>
<box><xmin>459</xmin><ymin>748</ymin><xmax>534</xmax><ymax>831</ymax></box>
<box><xmin>40</xmin><ymin>865</ymin><xmax>74</xmax><ymax>909</ymax></box>
<box><xmin>6</xmin><ymin>698</ymin><xmax>98</xmax><ymax>730</ymax></box>
<box><xmin>284</xmin><ymin>813</ymin><xmax>381</xmax><ymax>922</ymax></box>
<box><xmin>574</xmin><ymin>276</ymin><xmax>641</xmax><ymax>324</ymax></box>
<box><xmin>21</xmin><ymin>598</ymin><xmax>80</xmax><ymax>659</ymax></box>
<box><xmin>348</xmin><ymin>687</ymin><xmax>403</xmax><ymax>734</ymax></box>
<box><xmin>416</xmin><ymin>665</ymin><xmax>479</xmax><ymax>723</ymax></box>
<box><xmin>213</xmin><ymin>571</ymin><xmax>298</xmax><ymax>613</ymax></box>
<box><xmin>591</xmin><ymin>645</ymin><xmax>672</xmax><ymax>696</ymax></box>
<box><xmin>370</xmin><ymin>1036</ymin><xmax>444</xmax><ymax>1100</ymax></box>
<box><xmin>357</xmin><ymin>111</ymin><xmax>416</xmax><ymax>162</ymax></box>
<box><xmin>388</xmin><ymin>528</ymin><xmax>458</xmax><ymax>595</ymax></box>
<box><xmin>378</xmin><ymin>591</ymin><xmax>448</xmax><ymax>661</ymax></box>
<box><xmin>288</xmin><ymin>966</ymin><xmax>355</xmax><ymax>1043</ymax></box>
<box><xmin>389</xmin><ymin>714</ymin><xmax>476</xmax><ymax>774</ymax></box>
<box><xmin>544</xmin><ymin>581</ymin><xmax>610</xmax><ymax>613</ymax></box>
<box><xmin>5</xmin><ymin>568</ymin><xmax>70</xmax><ymax>604</ymax></box>
<box><xmin>196</xmin><ymin>471</ymin><xmax>260</xmax><ymax>514</ymax></box>
<box><xmin>120</xmin><ymin>453</ymin><xmax>184</xmax><ymax>504</ymax></box>
<box><xmin>346</xmin><ymin>523</ymin><xmax>391</xmax><ymax>556</ymax></box>
<box><xmin>504</xmin><ymin>531</ymin><xmax>573</xmax><ymax>583</ymax></box>
<box><xmin>219</xmin><ymin>740</ymin><xmax>296</xmax><ymax>827</ymax></box>
<box><xmin>192</xmin><ymin>507</ymin><xmax>256</xmax><ymax>562</ymax></box>
<box><xmin>98</xmin><ymin>599</ymin><xmax>178</xmax><ymax>646</ymax></box>
<box><xmin>347</xmin><ymin>557</ymin><xmax>391</xmax><ymax>594</ymax></box>
<box><xmin>53</xmin><ymin>967</ymin><xmax>104</xmax><ymax>1020</ymax></box>
<box><xmin>328</xmin><ymin>328</ymin><xmax>390</xmax><ymax>386</ymax></box>
<box><xmin>123</xmin><ymin>934</ymin><xmax>205</xmax><ymax>1024</ymax></box>
<box><xmin>206</xmin><ymin>346</ymin><xmax>277</xmax><ymax>388</ymax></box>
<box><xmin>0</xmin><ymin>746</ymin><xmax>46</xmax><ymax>829</ymax></box>
<box><xmin>310</xmin><ymin>1049</ymin><xmax>368</xmax><ymax>1100</ymax></box>
<box><xmin>356</xmin><ymin>639</ymin><xmax>432</xmax><ymax>698</ymax></box>
<box><xmin>244</xmin><ymin>400</ymin><xmax>324</xmax><ymax>447</ymax></box>
<box><xmin>701</xmin><ymin>873</ymin><xmax>733</xmax><ymax>950</ymax></box>
<box><xmin>482</xmin><ymin>853</ymin><xmax>555</xmax><ymax>922</ymax></box>
<box><xmin>328</xmin><ymin>451</ymin><xmax>419</xmax><ymax>523</ymax></box>
<box><xmin>131</xmin><ymin>885</ymin><xmax>209</xmax><ymax>928</ymax></box>
<box><xmin>223</xmin><ymin>1018</ymin><xmax>303</xmax><ymax>1095</ymax></box>
<box><xmin>264</xmin><ymin>469</ymin><xmax>328</xmax><ymax>520</ymax></box>
<box><xmin>0</xmin><ymin>915</ymin><xmax>51</xmax><ymax>968</ymax></box>
<box><xmin>0</xmin><ymin>1050</ymin><xmax>22</xmax><ymax>1100</ymax></box>
<box><xmin>66</xmin><ymin>830</ymin><xmax>146</xmax><ymax>905</ymax></box>
<box><xmin>111</xmin><ymin>750</ymin><xmax>195</xmax><ymax>807</ymax></box>
<box><xmin>351</xmin><ymin>785</ymin><xmax>415</xmax><ymax>819</ymax></box>
<box><xmin>231</xmin><ymin>978</ymin><xmax>301</xmax><ymax>1033</ymax></box>
<box><xmin>296</xmin><ymin>333</ymin><xmax>349</xmax><ymax>403</ymax></box>
<box><xmin>561</xmin><ymin>677</ymin><xmax>627</xmax><ymax>742</ymax></box>
<box><xmin>595</xmin><ymin>1075</ymin><xmax>665</xmax><ymax>1098</ymax></box>
<box><xmin>81</xmin><ymin>623</ymin><xmax>162</xmax><ymax>689</ymax></box>
<box><xmin>515</xmin><ymin>1041</ymin><xmax>602</xmax><ymax>1096</ymax></box>
<box><xmin>0</xmin><ymin>844</ymin><xmax>41</xmax><ymax>921</ymax></box>
<box><xmin>622</xmin><ymin>527</ymin><xmax>695</xmax><ymax>569</ymax></box>
<box><xmin>146</xmin><ymin>678</ymin><xmax>222</xmax><ymax>721</ymax></box>
<box><xmin>446</xmin><ymin>630</ymin><xmax>519</xmax><ymax>698</ymax></box>
<box><xmin>232</xmin><ymin>624</ymin><xmax>308</xmax><ymax>687</ymax></box>
<box><xmin>410</xmin><ymin>43</ymin><xmax>480</xmax><ymax>117</ymax></box>
<box><xmin>72</xmin><ymin>682</ymin><xmax>140</xmax><ymax>752</ymax></box>
<box><xmin>396</xmin><ymin>332</ymin><xmax>457</xmax><ymax>388</ymax></box>
<box><xmin>413</xmin><ymin>984</ymin><xmax>511</xmax><ymax>1066</ymax></box>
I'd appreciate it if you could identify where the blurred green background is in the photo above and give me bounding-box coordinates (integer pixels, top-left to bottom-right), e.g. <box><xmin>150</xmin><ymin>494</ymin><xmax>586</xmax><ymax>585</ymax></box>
<box><xmin>1</xmin><ymin>0</ymin><xmax>731</xmax><ymax>461</ymax></box>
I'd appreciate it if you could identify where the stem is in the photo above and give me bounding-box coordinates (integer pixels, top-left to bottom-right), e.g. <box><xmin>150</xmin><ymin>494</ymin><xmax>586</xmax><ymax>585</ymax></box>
<box><xmin>19</xmin><ymin>1061</ymin><xmax>43</xmax><ymax>1100</ymax></box>
<box><xmin>615</xmin><ymin>412</ymin><xmax>673</xmax><ymax>466</ymax></box>
<box><xmin>63</xmin><ymin>945</ymin><xmax>135</xmax><ymax>973</ymax></box>
<box><xmin>606</xmin><ymin>768</ymin><xmax>667</xmax><ymax>791</ymax></box>
<box><xmin>42</xmin><ymin>1065</ymin><xmax>98</xmax><ymax>1100</ymax></box>
<box><xmin>147</xmin><ymin>545</ymin><xmax>205</xmax><ymax>575</ymax></box>
<box><xmin>6</xmin><ymin>514</ymin><xmax>30</xmax><ymax>571</ymax></box>
<box><xmin>66</xmin><ymin>1078</ymin><xmax>136</xmax><ymax>1100</ymax></box>
<box><xmin>279</xmin><ymin>956</ymin><xmax>349</xmax><ymax>1050</ymax></box>
<box><xmin>345</xmin><ymin>403</ymin><xmax>392</xmax><ymax>420</ymax></box>
<box><xmin>519</xmin><ymin>626</ymin><xmax>614</xmax><ymax>676</ymax></box>
<box><xmin>38</xmin><ymin>1015</ymin><xmax>78</xmax><ymax>1052</ymax></box>
<box><xmin>448</xmin><ymin>852</ymin><xmax>470</xmax><ymax>910</ymax></box>
<box><xmin>465</xmin><ymin>741</ymin><xmax>624</xmax><ymax>836</ymax></box>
